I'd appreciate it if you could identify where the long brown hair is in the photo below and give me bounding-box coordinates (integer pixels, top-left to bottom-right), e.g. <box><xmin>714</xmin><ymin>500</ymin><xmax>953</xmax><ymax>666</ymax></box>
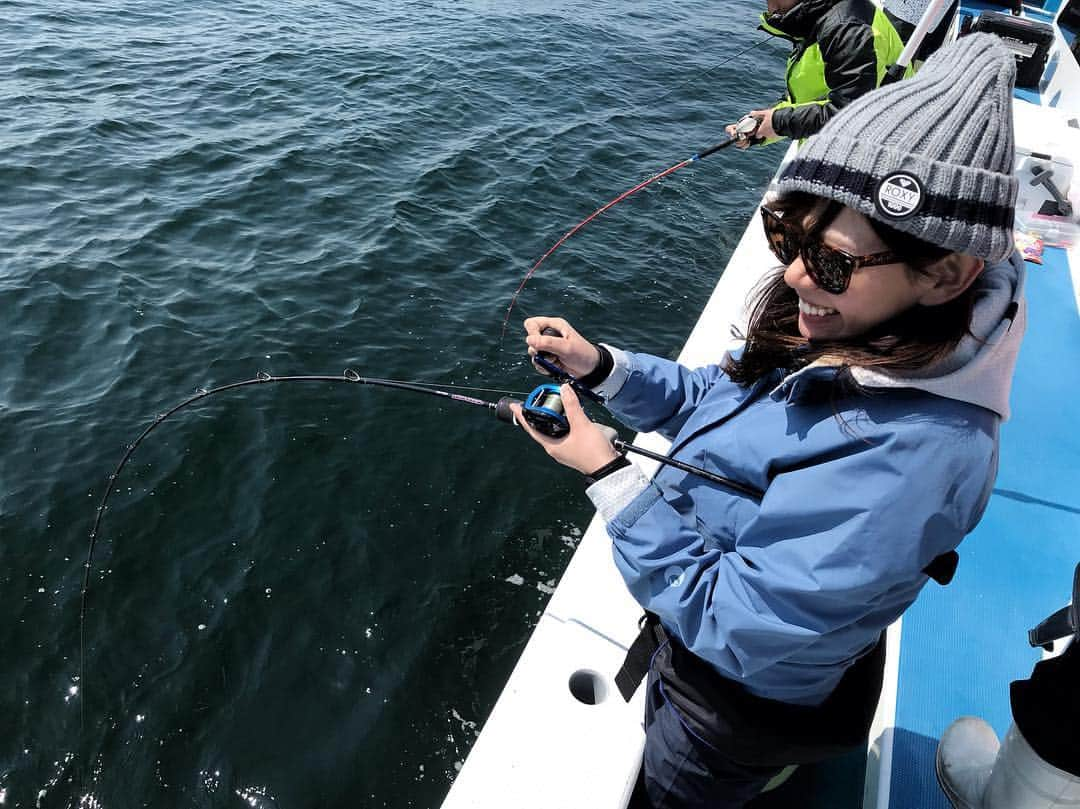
<box><xmin>724</xmin><ymin>192</ymin><xmax>978</xmax><ymax>387</ymax></box>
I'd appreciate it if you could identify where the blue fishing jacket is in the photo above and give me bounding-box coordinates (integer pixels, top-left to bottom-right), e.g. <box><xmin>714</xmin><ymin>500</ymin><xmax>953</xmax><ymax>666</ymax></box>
<box><xmin>588</xmin><ymin>253</ymin><xmax>1025</xmax><ymax>705</ymax></box>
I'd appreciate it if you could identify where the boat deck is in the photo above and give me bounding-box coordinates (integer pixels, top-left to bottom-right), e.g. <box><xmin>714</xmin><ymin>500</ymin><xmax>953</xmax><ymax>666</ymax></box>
<box><xmin>884</xmin><ymin>241</ymin><xmax>1080</xmax><ymax>808</ymax></box>
<box><xmin>878</xmin><ymin>6</ymin><xmax>1080</xmax><ymax>804</ymax></box>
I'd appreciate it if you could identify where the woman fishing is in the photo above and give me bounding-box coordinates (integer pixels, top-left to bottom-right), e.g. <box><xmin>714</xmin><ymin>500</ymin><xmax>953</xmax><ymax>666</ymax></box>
<box><xmin>510</xmin><ymin>34</ymin><xmax>1024</xmax><ymax>809</ymax></box>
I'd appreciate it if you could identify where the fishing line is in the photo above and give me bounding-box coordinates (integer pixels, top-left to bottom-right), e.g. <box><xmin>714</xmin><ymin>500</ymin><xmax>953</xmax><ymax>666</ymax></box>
<box><xmin>594</xmin><ymin>32</ymin><xmax>778</xmax><ymax>131</ymax></box>
<box><xmin>362</xmin><ymin>378</ymin><xmax>531</xmax><ymax>397</ymax></box>
<box><xmin>646</xmin><ymin>33</ymin><xmax>777</xmax><ymax>113</ymax></box>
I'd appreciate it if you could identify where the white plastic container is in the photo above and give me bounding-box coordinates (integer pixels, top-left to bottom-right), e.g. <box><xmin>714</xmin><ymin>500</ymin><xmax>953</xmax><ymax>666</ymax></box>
<box><xmin>1014</xmin><ymin>146</ymin><xmax>1078</xmax><ymax>247</ymax></box>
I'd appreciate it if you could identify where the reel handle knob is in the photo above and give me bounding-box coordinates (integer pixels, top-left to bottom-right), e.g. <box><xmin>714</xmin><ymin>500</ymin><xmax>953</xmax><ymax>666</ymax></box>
<box><xmin>535</xmin><ymin>326</ymin><xmax>562</xmax><ymax>368</ymax></box>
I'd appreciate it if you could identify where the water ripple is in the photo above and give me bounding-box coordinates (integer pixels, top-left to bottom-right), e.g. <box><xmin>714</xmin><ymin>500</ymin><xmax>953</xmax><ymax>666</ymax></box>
<box><xmin>1</xmin><ymin>1</ymin><xmax>786</xmax><ymax>806</ymax></box>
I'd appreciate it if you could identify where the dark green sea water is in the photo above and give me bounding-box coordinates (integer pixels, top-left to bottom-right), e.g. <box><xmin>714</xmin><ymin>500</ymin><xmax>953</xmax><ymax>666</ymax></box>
<box><xmin>1</xmin><ymin>2</ymin><xmax>785</xmax><ymax>806</ymax></box>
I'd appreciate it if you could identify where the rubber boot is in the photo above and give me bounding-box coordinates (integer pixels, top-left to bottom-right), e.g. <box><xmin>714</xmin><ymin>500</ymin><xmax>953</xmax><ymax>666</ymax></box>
<box><xmin>982</xmin><ymin>723</ymin><xmax>1080</xmax><ymax>808</ymax></box>
<box><xmin>936</xmin><ymin>717</ymin><xmax>1000</xmax><ymax>809</ymax></box>
<box><xmin>937</xmin><ymin>718</ymin><xmax>1080</xmax><ymax>808</ymax></box>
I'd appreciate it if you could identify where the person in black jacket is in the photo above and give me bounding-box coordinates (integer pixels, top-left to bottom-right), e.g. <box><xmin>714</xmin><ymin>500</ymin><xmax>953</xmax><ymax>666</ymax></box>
<box><xmin>726</xmin><ymin>0</ymin><xmax>905</xmax><ymax>145</ymax></box>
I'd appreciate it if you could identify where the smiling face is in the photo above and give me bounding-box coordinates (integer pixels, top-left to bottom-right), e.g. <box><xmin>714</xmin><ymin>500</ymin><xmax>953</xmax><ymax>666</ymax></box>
<box><xmin>782</xmin><ymin>205</ymin><xmax>936</xmax><ymax>342</ymax></box>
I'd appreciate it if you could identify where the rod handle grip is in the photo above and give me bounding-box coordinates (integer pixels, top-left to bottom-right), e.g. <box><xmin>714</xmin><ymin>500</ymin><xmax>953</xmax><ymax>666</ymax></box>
<box><xmin>598</xmin><ymin>424</ymin><xmax>619</xmax><ymax>444</ymax></box>
<box><xmin>496</xmin><ymin>397</ymin><xmax>520</xmax><ymax>425</ymax></box>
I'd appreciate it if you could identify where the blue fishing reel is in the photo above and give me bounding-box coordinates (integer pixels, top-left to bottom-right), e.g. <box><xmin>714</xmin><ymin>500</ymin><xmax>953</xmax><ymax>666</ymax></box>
<box><xmin>521</xmin><ymin>383</ymin><xmax>570</xmax><ymax>437</ymax></box>
<box><xmin>494</xmin><ymin>383</ymin><xmax>570</xmax><ymax>437</ymax></box>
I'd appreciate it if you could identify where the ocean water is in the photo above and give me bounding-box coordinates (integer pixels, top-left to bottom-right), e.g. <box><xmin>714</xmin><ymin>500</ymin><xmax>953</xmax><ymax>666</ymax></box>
<box><xmin>1</xmin><ymin>2</ymin><xmax>785</xmax><ymax>806</ymax></box>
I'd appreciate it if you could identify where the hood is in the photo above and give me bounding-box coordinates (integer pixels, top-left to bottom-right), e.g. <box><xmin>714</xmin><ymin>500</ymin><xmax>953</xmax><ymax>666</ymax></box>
<box><xmin>759</xmin><ymin>0</ymin><xmax>842</xmax><ymax>40</ymax></box>
<box><xmin>776</xmin><ymin>251</ymin><xmax>1027</xmax><ymax>419</ymax></box>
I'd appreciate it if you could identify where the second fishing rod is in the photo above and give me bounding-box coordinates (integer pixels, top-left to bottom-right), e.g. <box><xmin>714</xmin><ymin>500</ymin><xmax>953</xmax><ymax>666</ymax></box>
<box><xmin>498</xmin><ymin>112</ymin><xmax>766</xmax><ymax>339</ymax></box>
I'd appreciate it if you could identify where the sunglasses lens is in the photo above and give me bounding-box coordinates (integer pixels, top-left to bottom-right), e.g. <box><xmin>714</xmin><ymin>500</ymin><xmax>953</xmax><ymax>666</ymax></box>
<box><xmin>762</xmin><ymin>210</ymin><xmax>799</xmax><ymax>265</ymax></box>
<box><xmin>804</xmin><ymin>241</ymin><xmax>854</xmax><ymax>294</ymax></box>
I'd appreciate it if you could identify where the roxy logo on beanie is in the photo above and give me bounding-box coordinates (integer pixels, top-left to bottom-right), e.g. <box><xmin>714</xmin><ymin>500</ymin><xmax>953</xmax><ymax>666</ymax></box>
<box><xmin>875</xmin><ymin>173</ymin><xmax>924</xmax><ymax>219</ymax></box>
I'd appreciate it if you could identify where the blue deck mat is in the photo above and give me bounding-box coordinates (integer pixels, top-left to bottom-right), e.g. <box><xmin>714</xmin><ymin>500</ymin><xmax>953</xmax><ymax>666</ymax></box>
<box><xmin>888</xmin><ymin>249</ymin><xmax>1080</xmax><ymax>809</ymax></box>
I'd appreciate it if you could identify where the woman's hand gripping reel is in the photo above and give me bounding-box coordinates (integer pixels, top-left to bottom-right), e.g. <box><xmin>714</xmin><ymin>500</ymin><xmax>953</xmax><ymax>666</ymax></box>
<box><xmin>495</xmin><ymin>328</ymin><xmax>765</xmax><ymax>495</ymax></box>
<box><xmin>495</xmin><ymin>327</ymin><xmax>617</xmax><ymax>442</ymax></box>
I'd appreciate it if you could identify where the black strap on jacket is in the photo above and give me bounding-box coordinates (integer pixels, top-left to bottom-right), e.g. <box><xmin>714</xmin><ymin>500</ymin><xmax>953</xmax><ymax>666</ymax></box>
<box><xmin>615</xmin><ymin>613</ymin><xmax>666</xmax><ymax>701</ymax></box>
<box><xmin>924</xmin><ymin>549</ymin><xmax>959</xmax><ymax>585</ymax></box>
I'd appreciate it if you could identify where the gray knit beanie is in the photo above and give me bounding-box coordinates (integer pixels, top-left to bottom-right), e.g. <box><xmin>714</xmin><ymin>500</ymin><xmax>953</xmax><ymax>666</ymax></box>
<box><xmin>775</xmin><ymin>33</ymin><xmax>1017</xmax><ymax>263</ymax></box>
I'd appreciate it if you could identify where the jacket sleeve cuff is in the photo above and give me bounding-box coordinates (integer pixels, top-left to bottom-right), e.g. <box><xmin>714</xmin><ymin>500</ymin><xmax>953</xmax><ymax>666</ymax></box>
<box><xmin>586</xmin><ymin>462</ymin><xmax>652</xmax><ymax>523</ymax></box>
<box><xmin>770</xmin><ymin>105</ymin><xmax>792</xmax><ymax>137</ymax></box>
<box><xmin>591</xmin><ymin>344</ymin><xmax>631</xmax><ymax>401</ymax></box>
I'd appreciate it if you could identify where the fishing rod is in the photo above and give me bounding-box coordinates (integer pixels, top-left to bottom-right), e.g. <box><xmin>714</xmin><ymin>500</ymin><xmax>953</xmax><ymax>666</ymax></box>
<box><xmin>496</xmin><ymin>32</ymin><xmax>780</xmax><ymax>338</ymax></box>
<box><xmin>81</xmin><ymin>367</ymin><xmax>752</xmax><ymax>590</ymax></box>
<box><xmin>499</xmin><ymin>114</ymin><xmax>763</xmax><ymax>337</ymax></box>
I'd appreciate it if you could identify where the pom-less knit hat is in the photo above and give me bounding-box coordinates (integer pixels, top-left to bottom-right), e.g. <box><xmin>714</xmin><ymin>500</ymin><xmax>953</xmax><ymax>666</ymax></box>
<box><xmin>775</xmin><ymin>33</ymin><xmax>1018</xmax><ymax>263</ymax></box>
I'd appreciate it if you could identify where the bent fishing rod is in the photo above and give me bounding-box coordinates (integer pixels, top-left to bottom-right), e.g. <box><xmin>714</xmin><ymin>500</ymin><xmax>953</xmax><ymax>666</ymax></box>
<box><xmin>77</xmin><ymin>359</ymin><xmax>759</xmax><ymax>772</ymax></box>
<box><xmin>500</xmin><ymin>0</ymin><xmax>946</xmax><ymax>334</ymax></box>
<box><xmin>81</xmin><ymin>371</ymin><xmax>521</xmax><ymax>615</ymax></box>
<box><xmin>499</xmin><ymin>112</ymin><xmax>765</xmax><ymax>337</ymax></box>
<box><xmin>81</xmin><ymin>368</ymin><xmax>757</xmax><ymax>658</ymax></box>
<box><xmin>83</xmin><ymin>368</ymin><xmax>756</xmax><ymax>597</ymax></box>
<box><xmin>78</xmin><ymin>349</ymin><xmax>760</xmax><ymax>760</ymax></box>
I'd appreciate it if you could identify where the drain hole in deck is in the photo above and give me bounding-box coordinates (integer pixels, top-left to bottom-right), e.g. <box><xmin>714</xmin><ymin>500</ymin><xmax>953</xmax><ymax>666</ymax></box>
<box><xmin>568</xmin><ymin>669</ymin><xmax>608</xmax><ymax>705</ymax></box>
